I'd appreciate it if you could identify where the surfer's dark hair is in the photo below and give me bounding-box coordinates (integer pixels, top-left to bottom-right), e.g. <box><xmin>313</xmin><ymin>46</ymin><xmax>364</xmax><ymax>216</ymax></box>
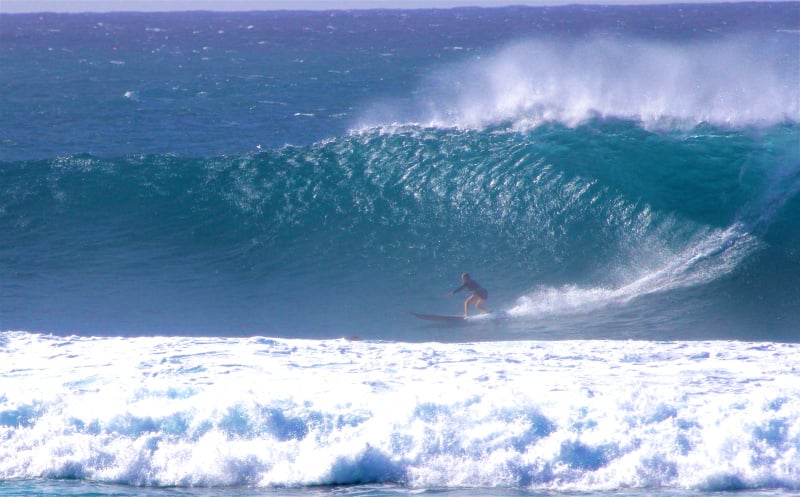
<box><xmin>462</xmin><ymin>273</ymin><xmax>471</xmax><ymax>280</ymax></box>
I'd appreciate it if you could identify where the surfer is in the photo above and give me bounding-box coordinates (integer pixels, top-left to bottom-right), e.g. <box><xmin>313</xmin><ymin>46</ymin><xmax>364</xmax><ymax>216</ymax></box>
<box><xmin>446</xmin><ymin>273</ymin><xmax>489</xmax><ymax>317</ymax></box>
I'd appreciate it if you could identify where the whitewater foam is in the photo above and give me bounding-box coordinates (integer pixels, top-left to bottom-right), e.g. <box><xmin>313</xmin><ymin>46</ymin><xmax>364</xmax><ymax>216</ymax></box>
<box><xmin>1</xmin><ymin>332</ymin><xmax>798</xmax><ymax>490</ymax></box>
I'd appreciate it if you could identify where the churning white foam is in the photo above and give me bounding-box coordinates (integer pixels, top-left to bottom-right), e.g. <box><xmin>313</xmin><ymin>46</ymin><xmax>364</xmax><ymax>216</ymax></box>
<box><xmin>1</xmin><ymin>332</ymin><xmax>798</xmax><ymax>490</ymax></box>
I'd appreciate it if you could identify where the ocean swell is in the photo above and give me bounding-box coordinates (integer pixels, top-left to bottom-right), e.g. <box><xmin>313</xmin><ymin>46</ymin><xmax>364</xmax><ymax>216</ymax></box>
<box><xmin>1</xmin><ymin>120</ymin><xmax>798</xmax><ymax>337</ymax></box>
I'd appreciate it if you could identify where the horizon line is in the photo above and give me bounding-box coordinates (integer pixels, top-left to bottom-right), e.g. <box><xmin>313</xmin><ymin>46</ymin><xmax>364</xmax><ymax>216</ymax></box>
<box><xmin>4</xmin><ymin>0</ymin><xmax>798</xmax><ymax>15</ymax></box>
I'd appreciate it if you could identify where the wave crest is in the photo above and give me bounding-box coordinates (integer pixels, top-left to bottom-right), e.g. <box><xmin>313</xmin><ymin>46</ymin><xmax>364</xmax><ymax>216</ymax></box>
<box><xmin>368</xmin><ymin>36</ymin><xmax>800</xmax><ymax>130</ymax></box>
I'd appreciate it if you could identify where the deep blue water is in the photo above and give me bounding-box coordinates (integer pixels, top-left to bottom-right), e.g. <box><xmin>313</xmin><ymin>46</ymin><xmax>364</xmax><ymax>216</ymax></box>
<box><xmin>1</xmin><ymin>4</ymin><xmax>799</xmax><ymax>496</ymax></box>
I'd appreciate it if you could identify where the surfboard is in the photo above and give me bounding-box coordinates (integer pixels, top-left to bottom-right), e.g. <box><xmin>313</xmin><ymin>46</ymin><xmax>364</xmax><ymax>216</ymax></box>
<box><xmin>411</xmin><ymin>312</ymin><xmax>466</xmax><ymax>323</ymax></box>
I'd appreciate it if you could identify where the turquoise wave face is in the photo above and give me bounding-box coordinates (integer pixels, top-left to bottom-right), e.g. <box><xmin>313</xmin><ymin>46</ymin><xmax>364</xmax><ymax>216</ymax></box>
<box><xmin>1</xmin><ymin>121</ymin><xmax>798</xmax><ymax>339</ymax></box>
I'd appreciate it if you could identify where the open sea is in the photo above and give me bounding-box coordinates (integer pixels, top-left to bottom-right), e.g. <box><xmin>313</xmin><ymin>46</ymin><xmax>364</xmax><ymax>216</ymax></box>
<box><xmin>1</xmin><ymin>3</ymin><xmax>799</xmax><ymax>497</ymax></box>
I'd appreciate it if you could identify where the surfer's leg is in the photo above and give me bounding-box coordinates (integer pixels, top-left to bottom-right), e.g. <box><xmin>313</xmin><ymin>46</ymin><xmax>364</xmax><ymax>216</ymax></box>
<box><xmin>476</xmin><ymin>298</ymin><xmax>488</xmax><ymax>314</ymax></box>
<box><xmin>464</xmin><ymin>295</ymin><xmax>477</xmax><ymax>317</ymax></box>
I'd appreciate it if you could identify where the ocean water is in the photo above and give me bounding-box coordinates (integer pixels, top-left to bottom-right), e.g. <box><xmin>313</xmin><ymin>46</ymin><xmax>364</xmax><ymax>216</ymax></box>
<box><xmin>1</xmin><ymin>3</ymin><xmax>799</xmax><ymax>496</ymax></box>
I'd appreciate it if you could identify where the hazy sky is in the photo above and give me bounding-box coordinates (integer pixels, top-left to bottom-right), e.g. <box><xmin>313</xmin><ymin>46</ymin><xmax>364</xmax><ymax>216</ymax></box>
<box><xmin>3</xmin><ymin>0</ymin><xmax>780</xmax><ymax>14</ymax></box>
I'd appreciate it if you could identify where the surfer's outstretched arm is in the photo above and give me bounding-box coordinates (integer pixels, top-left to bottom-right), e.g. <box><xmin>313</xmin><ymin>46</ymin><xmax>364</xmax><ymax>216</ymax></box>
<box><xmin>447</xmin><ymin>283</ymin><xmax>467</xmax><ymax>297</ymax></box>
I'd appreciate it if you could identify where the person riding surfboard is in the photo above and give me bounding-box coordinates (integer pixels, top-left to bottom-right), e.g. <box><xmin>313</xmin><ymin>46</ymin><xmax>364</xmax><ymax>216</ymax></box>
<box><xmin>446</xmin><ymin>273</ymin><xmax>489</xmax><ymax>317</ymax></box>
